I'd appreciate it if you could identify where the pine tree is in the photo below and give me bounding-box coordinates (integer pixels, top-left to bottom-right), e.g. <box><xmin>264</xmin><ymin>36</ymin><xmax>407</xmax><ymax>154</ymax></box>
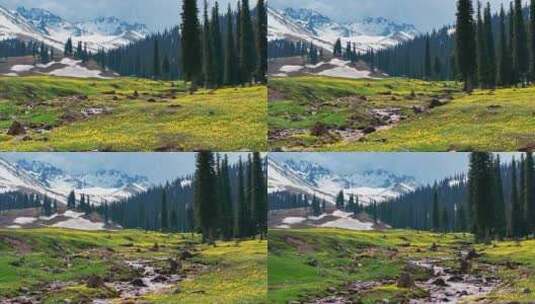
<box><xmin>67</xmin><ymin>190</ymin><xmax>76</xmax><ymax>209</ymax></box>
<box><xmin>434</xmin><ymin>56</ymin><xmax>442</xmax><ymax>79</ymax></box>
<box><xmin>483</xmin><ymin>3</ymin><xmax>496</xmax><ymax>88</ymax></box>
<box><xmin>224</xmin><ymin>4</ymin><xmax>238</xmax><ymax>85</ymax></box>
<box><xmin>181</xmin><ymin>0</ymin><xmax>202</xmax><ymax>88</ymax></box>
<box><xmin>202</xmin><ymin>1</ymin><xmax>215</xmax><ymax>88</ymax></box>
<box><xmin>311</xmin><ymin>195</ymin><xmax>321</xmax><ymax>216</ymax></box>
<box><xmin>509</xmin><ymin>2</ymin><xmax>518</xmax><ymax>84</ymax></box>
<box><xmin>336</xmin><ymin>190</ymin><xmax>345</xmax><ymax>209</ymax></box>
<box><xmin>476</xmin><ymin>1</ymin><xmax>486</xmax><ymax>87</ymax></box>
<box><xmin>457</xmin><ymin>203</ymin><xmax>467</xmax><ymax>232</ymax></box>
<box><xmin>153</xmin><ymin>39</ymin><xmax>161</xmax><ymax>79</ymax></box>
<box><xmin>333</xmin><ymin>38</ymin><xmax>342</xmax><ymax>58</ymax></box>
<box><xmin>493</xmin><ymin>155</ymin><xmax>506</xmax><ymax>237</ymax></box>
<box><xmin>514</xmin><ymin>0</ymin><xmax>529</xmax><ymax>85</ymax></box>
<box><xmin>161</xmin><ymin>190</ymin><xmax>169</xmax><ymax>231</ymax></box>
<box><xmin>442</xmin><ymin>208</ymin><xmax>449</xmax><ymax>232</ymax></box>
<box><xmin>511</xmin><ymin>157</ymin><xmax>523</xmax><ymax>237</ymax></box>
<box><xmin>456</xmin><ymin>0</ymin><xmax>477</xmax><ymax>92</ymax></box>
<box><xmin>498</xmin><ymin>5</ymin><xmax>513</xmax><ymax>86</ymax></box>
<box><xmin>236</xmin><ymin>157</ymin><xmax>245</xmax><ymax>237</ymax></box>
<box><xmin>424</xmin><ymin>36</ymin><xmax>432</xmax><ymax>80</ymax></box>
<box><xmin>239</xmin><ymin>0</ymin><xmax>256</xmax><ymax>84</ymax></box>
<box><xmin>255</xmin><ymin>0</ymin><xmax>267</xmax><ymax>83</ymax></box>
<box><xmin>220</xmin><ymin>155</ymin><xmax>234</xmax><ymax>240</ymax></box>
<box><xmin>211</xmin><ymin>2</ymin><xmax>224</xmax><ymax>86</ymax></box>
<box><xmin>251</xmin><ymin>152</ymin><xmax>266</xmax><ymax>238</ymax></box>
<box><xmin>170</xmin><ymin>209</ymin><xmax>178</xmax><ymax>231</ymax></box>
<box><xmin>162</xmin><ymin>55</ymin><xmax>171</xmax><ymax>79</ymax></box>
<box><xmin>432</xmin><ymin>188</ymin><xmax>440</xmax><ymax>231</ymax></box>
<box><xmin>194</xmin><ymin>151</ymin><xmax>218</xmax><ymax>243</ymax></box>
<box><xmin>525</xmin><ymin>153</ymin><xmax>535</xmax><ymax>233</ymax></box>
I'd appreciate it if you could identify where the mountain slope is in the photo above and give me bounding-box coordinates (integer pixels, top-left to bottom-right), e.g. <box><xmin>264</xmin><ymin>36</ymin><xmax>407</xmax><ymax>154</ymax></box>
<box><xmin>268</xmin><ymin>157</ymin><xmax>418</xmax><ymax>205</ymax></box>
<box><xmin>0</xmin><ymin>157</ymin><xmax>151</xmax><ymax>205</ymax></box>
<box><xmin>268</xmin><ymin>7</ymin><xmax>419</xmax><ymax>53</ymax></box>
<box><xmin>0</xmin><ymin>5</ymin><xmax>149</xmax><ymax>52</ymax></box>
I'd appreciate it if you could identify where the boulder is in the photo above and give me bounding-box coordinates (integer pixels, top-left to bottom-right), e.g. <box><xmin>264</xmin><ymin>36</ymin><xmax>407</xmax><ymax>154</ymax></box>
<box><xmin>362</xmin><ymin>126</ymin><xmax>376</xmax><ymax>134</ymax></box>
<box><xmin>7</xmin><ymin>121</ymin><xmax>26</xmax><ymax>136</ymax></box>
<box><xmin>431</xmin><ymin>278</ymin><xmax>449</xmax><ymax>287</ymax></box>
<box><xmin>131</xmin><ymin>278</ymin><xmax>147</xmax><ymax>287</ymax></box>
<box><xmin>397</xmin><ymin>272</ymin><xmax>414</xmax><ymax>288</ymax></box>
<box><xmin>86</xmin><ymin>275</ymin><xmax>105</xmax><ymax>288</ymax></box>
<box><xmin>459</xmin><ymin>259</ymin><xmax>471</xmax><ymax>274</ymax></box>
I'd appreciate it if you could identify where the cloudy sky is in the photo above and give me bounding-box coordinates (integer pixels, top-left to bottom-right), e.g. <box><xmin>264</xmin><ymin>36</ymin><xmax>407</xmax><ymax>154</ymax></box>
<box><xmin>270</xmin><ymin>0</ymin><xmax>529</xmax><ymax>32</ymax></box>
<box><xmin>1</xmin><ymin>153</ymin><xmax>248</xmax><ymax>185</ymax></box>
<box><xmin>0</xmin><ymin>0</ymin><xmax>237</xmax><ymax>32</ymax></box>
<box><xmin>272</xmin><ymin>153</ymin><xmax>519</xmax><ymax>185</ymax></box>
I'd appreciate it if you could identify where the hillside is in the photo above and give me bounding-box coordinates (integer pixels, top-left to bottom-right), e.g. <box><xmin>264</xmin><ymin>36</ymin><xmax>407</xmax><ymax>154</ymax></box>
<box><xmin>268</xmin><ymin>76</ymin><xmax>535</xmax><ymax>152</ymax></box>
<box><xmin>0</xmin><ymin>76</ymin><xmax>267</xmax><ymax>151</ymax></box>
<box><xmin>0</xmin><ymin>5</ymin><xmax>148</xmax><ymax>52</ymax></box>
<box><xmin>0</xmin><ymin>228</ymin><xmax>267</xmax><ymax>303</ymax></box>
<box><xmin>268</xmin><ymin>228</ymin><xmax>535</xmax><ymax>303</ymax></box>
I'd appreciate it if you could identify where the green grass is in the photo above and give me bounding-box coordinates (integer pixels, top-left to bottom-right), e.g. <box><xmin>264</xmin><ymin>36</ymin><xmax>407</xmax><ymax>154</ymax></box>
<box><xmin>0</xmin><ymin>228</ymin><xmax>267</xmax><ymax>303</ymax></box>
<box><xmin>0</xmin><ymin>76</ymin><xmax>267</xmax><ymax>151</ymax></box>
<box><xmin>268</xmin><ymin>228</ymin><xmax>535</xmax><ymax>303</ymax></box>
<box><xmin>269</xmin><ymin>76</ymin><xmax>535</xmax><ymax>151</ymax></box>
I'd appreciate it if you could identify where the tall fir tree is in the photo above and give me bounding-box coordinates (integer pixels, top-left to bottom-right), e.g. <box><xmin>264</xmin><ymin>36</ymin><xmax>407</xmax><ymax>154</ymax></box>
<box><xmin>181</xmin><ymin>0</ymin><xmax>202</xmax><ymax>88</ymax></box>
<box><xmin>202</xmin><ymin>1</ymin><xmax>215</xmax><ymax>88</ymax></box>
<box><xmin>153</xmin><ymin>39</ymin><xmax>161</xmax><ymax>79</ymax></box>
<box><xmin>530</xmin><ymin>0</ymin><xmax>535</xmax><ymax>80</ymax></box>
<box><xmin>525</xmin><ymin>153</ymin><xmax>535</xmax><ymax>233</ymax></box>
<box><xmin>210</xmin><ymin>2</ymin><xmax>224</xmax><ymax>86</ymax></box>
<box><xmin>424</xmin><ymin>36</ymin><xmax>432</xmax><ymax>80</ymax></box>
<box><xmin>224</xmin><ymin>4</ymin><xmax>238</xmax><ymax>85</ymax></box>
<box><xmin>432</xmin><ymin>188</ymin><xmax>440</xmax><ymax>231</ymax></box>
<box><xmin>483</xmin><ymin>2</ymin><xmax>496</xmax><ymax>88</ymax></box>
<box><xmin>456</xmin><ymin>0</ymin><xmax>477</xmax><ymax>92</ymax></box>
<box><xmin>255</xmin><ymin>0</ymin><xmax>267</xmax><ymax>83</ymax></box>
<box><xmin>498</xmin><ymin>5</ymin><xmax>513</xmax><ymax>86</ymax></box>
<box><xmin>161</xmin><ymin>190</ymin><xmax>169</xmax><ymax>231</ymax></box>
<box><xmin>514</xmin><ymin>0</ymin><xmax>529</xmax><ymax>85</ymax></box>
<box><xmin>194</xmin><ymin>151</ymin><xmax>218</xmax><ymax>243</ymax></box>
<box><xmin>239</xmin><ymin>0</ymin><xmax>256</xmax><ymax>84</ymax></box>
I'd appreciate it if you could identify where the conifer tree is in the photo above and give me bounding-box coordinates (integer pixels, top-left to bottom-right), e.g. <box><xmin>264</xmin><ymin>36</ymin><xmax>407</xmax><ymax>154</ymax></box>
<box><xmin>194</xmin><ymin>151</ymin><xmax>218</xmax><ymax>243</ymax></box>
<box><xmin>498</xmin><ymin>5</ymin><xmax>513</xmax><ymax>86</ymax></box>
<box><xmin>311</xmin><ymin>195</ymin><xmax>321</xmax><ymax>216</ymax></box>
<box><xmin>239</xmin><ymin>0</ymin><xmax>256</xmax><ymax>84</ymax></box>
<box><xmin>511</xmin><ymin>157</ymin><xmax>523</xmax><ymax>237</ymax></box>
<box><xmin>530</xmin><ymin>0</ymin><xmax>535</xmax><ymax>80</ymax></box>
<box><xmin>67</xmin><ymin>190</ymin><xmax>76</xmax><ymax>209</ymax></box>
<box><xmin>333</xmin><ymin>38</ymin><xmax>342</xmax><ymax>58</ymax></box>
<box><xmin>251</xmin><ymin>152</ymin><xmax>266</xmax><ymax>238</ymax></box>
<box><xmin>162</xmin><ymin>55</ymin><xmax>171</xmax><ymax>79</ymax></box>
<box><xmin>432</xmin><ymin>188</ymin><xmax>440</xmax><ymax>231</ymax></box>
<box><xmin>509</xmin><ymin>2</ymin><xmax>518</xmax><ymax>84</ymax></box>
<box><xmin>255</xmin><ymin>0</ymin><xmax>267</xmax><ymax>83</ymax></box>
<box><xmin>161</xmin><ymin>190</ymin><xmax>169</xmax><ymax>231</ymax></box>
<box><xmin>483</xmin><ymin>3</ymin><xmax>496</xmax><ymax>88</ymax></box>
<box><xmin>153</xmin><ymin>39</ymin><xmax>161</xmax><ymax>79</ymax></box>
<box><xmin>457</xmin><ymin>203</ymin><xmax>467</xmax><ymax>232</ymax></box>
<box><xmin>224</xmin><ymin>4</ymin><xmax>238</xmax><ymax>85</ymax></box>
<box><xmin>211</xmin><ymin>2</ymin><xmax>224</xmax><ymax>86</ymax></box>
<box><xmin>442</xmin><ymin>208</ymin><xmax>449</xmax><ymax>232</ymax></box>
<box><xmin>514</xmin><ymin>0</ymin><xmax>529</xmax><ymax>85</ymax></box>
<box><xmin>202</xmin><ymin>1</ymin><xmax>215</xmax><ymax>88</ymax></box>
<box><xmin>424</xmin><ymin>36</ymin><xmax>432</xmax><ymax>80</ymax></box>
<box><xmin>476</xmin><ymin>2</ymin><xmax>486</xmax><ymax>87</ymax></box>
<box><xmin>181</xmin><ymin>0</ymin><xmax>202</xmax><ymax>88</ymax></box>
<box><xmin>493</xmin><ymin>155</ymin><xmax>506</xmax><ymax>237</ymax></box>
<box><xmin>336</xmin><ymin>190</ymin><xmax>345</xmax><ymax>209</ymax></box>
<box><xmin>525</xmin><ymin>153</ymin><xmax>535</xmax><ymax>233</ymax></box>
<box><xmin>456</xmin><ymin>0</ymin><xmax>477</xmax><ymax>91</ymax></box>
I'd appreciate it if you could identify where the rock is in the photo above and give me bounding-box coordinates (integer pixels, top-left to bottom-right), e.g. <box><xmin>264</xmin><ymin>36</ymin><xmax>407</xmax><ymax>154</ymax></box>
<box><xmin>362</xmin><ymin>126</ymin><xmax>376</xmax><ymax>134</ymax></box>
<box><xmin>431</xmin><ymin>278</ymin><xmax>449</xmax><ymax>287</ymax></box>
<box><xmin>19</xmin><ymin>287</ymin><xmax>29</xmax><ymax>293</ymax></box>
<box><xmin>180</xmin><ymin>250</ymin><xmax>194</xmax><ymax>260</ymax></box>
<box><xmin>397</xmin><ymin>272</ymin><xmax>414</xmax><ymax>288</ymax></box>
<box><xmin>523</xmin><ymin>288</ymin><xmax>532</xmax><ymax>294</ymax></box>
<box><xmin>466</xmin><ymin>248</ymin><xmax>479</xmax><ymax>259</ymax></box>
<box><xmin>112</xmin><ymin>96</ymin><xmax>119</xmax><ymax>101</ymax></box>
<box><xmin>306</xmin><ymin>258</ymin><xmax>319</xmax><ymax>267</ymax></box>
<box><xmin>327</xmin><ymin>287</ymin><xmax>337</xmax><ymax>293</ymax></box>
<box><xmin>151</xmin><ymin>275</ymin><xmax>168</xmax><ymax>283</ymax></box>
<box><xmin>447</xmin><ymin>275</ymin><xmax>464</xmax><ymax>282</ymax></box>
<box><xmin>429</xmin><ymin>242</ymin><xmax>438</xmax><ymax>252</ymax></box>
<box><xmin>147</xmin><ymin>98</ymin><xmax>157</xmax><ymax>103</ymax></box>
<box><xmin>460</xmin><ymin>259</ymin><xmax>471</xmax><ymax>274</ymax></box>
<box><xmin>412</xmin><ymin>105</ymin><xmax>426</xmax><ymax>114</ymax></box>
<box><xmin>86</xmin><ymin>275</ymin><xmax>105</xmax><ymax>288</ymax></box>
<box><xmin>311</xmin><ymin>123</ymin><xmax>329</xmax><ymax>137</ymax></box>
<box><xmin>168</xmin><ymin>258</ymin><xmax>181</xmax><ymax>273</ymax></box>
<box><xmin>173</xmin><ymin>287</ymin><xmax>182</xmax><ymax>294</ymax></box>
<box><xmin>7</xmin><ymin>121</ymin><xmax>26</xmax><ymax>136</ymax></box>
<box><xmin>131</xmin><ymin>278</ymin><xmax>147</xmax><ymax>287</ymax></box>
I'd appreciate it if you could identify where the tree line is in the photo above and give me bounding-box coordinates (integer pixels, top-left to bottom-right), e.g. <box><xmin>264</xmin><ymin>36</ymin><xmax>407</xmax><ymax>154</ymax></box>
<box><xmin>373</xmin><ymin>152</ymin><xmax>535</xmax><ymax>242</ymax></box>
<box><xmin>366</xmin><ymin>0</ymin><xmax>535</xmax><ymax>92</ymax></box>
<box><xmin>181</xmin><ymin>0</ymin><xmax>267</xmax><ymax>89</ymax></box>
<box><xmin>0</xmin><ymin>191</ymin><xmax>59</xmax><ymax>216</ymax></box>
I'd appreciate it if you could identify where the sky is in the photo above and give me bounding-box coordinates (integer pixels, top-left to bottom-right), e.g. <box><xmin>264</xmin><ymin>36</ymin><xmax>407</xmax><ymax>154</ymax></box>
<box><xmin>1</xmin><ymin>153</ymin><xmax>249</xmax><ymax>185</ymax></box>
<box><xmin>270</xmin><ymin>0</ymin><xmax>529</xmax><ymax>32</ymax></box>
<box><xmin>271</xmin><ymin>153</ymin><xmax>520</xmax><ymax>185</ymax></box>
<box><xmin>0</xmin><ymin>0</ymin><xmax>237</xmax><ymax>32</ymax></box>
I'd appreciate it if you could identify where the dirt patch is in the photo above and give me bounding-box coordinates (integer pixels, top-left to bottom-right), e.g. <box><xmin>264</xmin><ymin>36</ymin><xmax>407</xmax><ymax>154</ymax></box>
<box><xmin>0</xmin><ymin>235</ymin><xmax>33</xmax><ymax>254</ymax></box>
<box><xmin>282</xmin><ymin>235</ymin><xmax>314</xmax><ymax>254</ymax></box>
<box><xmin>268</xmin><ymin>87</ymin><xmax>287</xmax><ymax>102</ymax></box>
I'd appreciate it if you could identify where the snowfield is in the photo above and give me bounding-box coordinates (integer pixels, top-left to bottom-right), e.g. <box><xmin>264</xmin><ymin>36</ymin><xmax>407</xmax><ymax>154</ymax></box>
<box><xmin>319</xmin><ymin>210</ymin><xmax>374</xmax><ymax>231</ymax></box>
<box><xmin>318</xmin><ymin>66</ymin><xmax>373</xmax><ymax>79</ymax></box>
<box><xmin>282</xmin><ymin>217</ymin><xmax>307</xmax><ymax>224</ymax></box>
<box><xmin>279</xmin><ymin>65</ymin><xmax>304</xmax><ymax>73</ymax></box>
<box><xmin>13</xmin><ymin>217</ymin><xmax>37</xmax><ymax>224</ymax></box>
<box><xmin>3</xmin><ymin>58</ymin><xmax>113</xmax><ymax>79</ymax></box>
<box><xmin>51</xmin><ymin>217</ymin><xmax>105</xmax><ymax>231</ymax></box>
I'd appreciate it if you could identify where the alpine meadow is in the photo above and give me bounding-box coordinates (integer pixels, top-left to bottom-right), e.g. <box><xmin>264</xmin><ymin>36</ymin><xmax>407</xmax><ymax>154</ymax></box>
<box><xmin>267</xmin><ymin>152</ymin><xmax>535</xmax><ymax>303</ymax></box>
<box><xmin>267</xmin><ymin>0</ymin><xmax>535</xmax><ymax>152</ymax></box>
<box><xmin>0</xmin><ymin>152</ymin><xmax>267</xmax><ymax>303</ymax></box>
<box><xmin>0</xmin><ymin>0</ymin><xmax>267</xmax><ymax>151</ymax></box>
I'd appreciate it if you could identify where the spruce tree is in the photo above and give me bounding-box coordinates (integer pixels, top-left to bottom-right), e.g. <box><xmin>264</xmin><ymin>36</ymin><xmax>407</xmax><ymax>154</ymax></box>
<box><xmin>432</xmin><ymin>188</ymin><xmax>440</xmax><ymax>231</ymax></box>
<box><xmin>224</xmin><ymin>4</ymin><xmax>238</xmax><ymax>85</ymax></box>
<box><xmin>255</xmin><ymin>0</ymin><xmax>267</xmax><ymax>83</ymax></box>
<box><xmin>483</xmin><ymin>3</ymin><xmax>496</xmax><ymax>88</ymax></box>
<box><xmin>456</xmin><ymin>0</ymin><xmax>477</xmax><ymax>92</ymax></box>
<box><xmin>511</xmin><ymin>157</ymin><xmax>523</xmax><ymax>237</ymax></box>
<box><xmin>424</xmin><ymin>36</ymin><xmax>432</xmax><ymax>80</ymax></box>
<box><xmin>525</xmin><ymin>153</ymin><xmax>535</xmax><ymax>233</ymax></box>
<box><xmin>514</xmin><ymin>0</ymin><xmax>529</xmax><ymax>85</ymax></box>
<box><xmin>211</xmin><ymin>2</ymin><xmax>224</xmax><ymax>86</ymax></box>
<box><xmin>493</xmin><ymin>155</ymin><xmax>506</xmax><ymax>237</ymax></box>
<box><xmin>476</xmin><ymin>2</ymin><xmax>486</xmax><ymax>87</ymax></box>
<box><xmin>239</xmin><ymin>0</ymin><xmax>256</xmax><ymax>84</ymax></box>
<box><xmin>153</xmin><ymin>39</ymin><xmax>161</xmax><ymax>79</ymax></box>
<box><xmin>202</xmin><ymin>1</ymin><xmax>215</xmax><ymax>88</ymax></box>
<box><xmin>161</xmin><ymin>190</ymin><xmax>169</xmax><ymax>231</ymax></box>
<box><xmin>333</xmin><ymin>38</ymin><xmax>342</xmax><ymax>58</ymax></box>
<box><xmin>530</xmin><ymin>0</ymin><xmax>535</xmax><ymax>80</ymax></box>
<box><xmin>194</xmin><ymin>151</ymin><xmax>218</xmax><ymax>243</ymax></box>
<box><xmin>498</xmin><ymin>5</ymin><xmax>513</xmax><ymax>86</ymax></box>
<box><xmin>181</xmin><ymin>0</ymin><xmax>202</xmax><ymax>89</ymax></box>
<box><xmin>336</xmin><ymin>190</ymin><xmax>345</xmax><ymax>209</ymax></box>
<box><xmin>251</xmin><ymin>152</ymin><xmax>266</xmax><ymax>238</ymax></box>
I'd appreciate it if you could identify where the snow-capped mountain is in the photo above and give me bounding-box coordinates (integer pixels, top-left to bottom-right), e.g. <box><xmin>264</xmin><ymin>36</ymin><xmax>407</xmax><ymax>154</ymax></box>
<box><xmin>0</xmin><ymin>158</ymin><xmax>151</xmax><ymax>205</ymax></box>
<box><xmin>0</xmin><ymin>5</ymin><xmax>149</xmax><ymax>52</ymax></box>
<box><xmin>268</xmin><ymin>7</ymin><xmax>419</xmax><ymax>53</ymax></box>
<box><xmin>268</xmin><ymin>157</ymin><xmax>418</xmax><ymax>205</ymax></box>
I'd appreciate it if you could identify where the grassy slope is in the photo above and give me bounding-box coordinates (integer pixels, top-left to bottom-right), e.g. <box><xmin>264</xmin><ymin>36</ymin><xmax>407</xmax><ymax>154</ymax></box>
<box><xmin>0</xmin><ymin>76</ymin><xmax>267</xmax><ymax>151</ymax></box>
<box><xmin>0</xmin><ymin>228</ymin><xmax>267</xmax><ymax>304</ymax></box>
<box><xmin>268</xmin><ymin>228</ymin><xmax>535</xmax><ymax>303</ymax></box>
<box><xmin>269</xmin><ymin>76</ymin><xmax>535</xmax><ymax>151</ymax></box>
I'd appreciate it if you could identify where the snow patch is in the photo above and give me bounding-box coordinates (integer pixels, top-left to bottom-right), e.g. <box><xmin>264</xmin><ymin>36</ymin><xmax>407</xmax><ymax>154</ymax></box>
<box><xmin>48</xmin><ymin>65</ymin><xmax>111</xmax><ymax>79</ymax></box>
<box><xmin>282</xmin><ymin>217</ymin><xmax>307</xmax><ymax>224</ymax></box>
<box><xmin>13</xmin><ymin>217</ymin><xmax>37</xmax><ymax>225</ymax></box>
<box><xmin>279</xmin><ymin>65</ymin><xmax>304</xmax><ymax>73</ymax></box>
<box><xmin>3</xmin><ymin>72</ymin><xmax>18</xmax><ymax>76</ymax></box>
<box><xmin>63</xmin><ymin>210</ymin><xmax>84</xmax><ymax>218</ymax></box>
<box><xmin>52</xmin><ymin>217</ymin><xmax>105</xmax><ymax>231</ymax></box>
<box><xmin>318</xmin><ymin>66</ymin><xmax>372</xmax><ymax>79</ymax></box>
<box><xmin>6</xmin><ymin>225</ymin><xmax>22</xmax><ymax>229</ymax></box>
<box><xmin>10</xmin><ymin>65</ymin><xmax>34</xmax><ymax>72</ymax></box>
<box><xmin>39</xmin><ymin>213</ymin><xmax>59</xmax><ymax>221</ymax></box>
